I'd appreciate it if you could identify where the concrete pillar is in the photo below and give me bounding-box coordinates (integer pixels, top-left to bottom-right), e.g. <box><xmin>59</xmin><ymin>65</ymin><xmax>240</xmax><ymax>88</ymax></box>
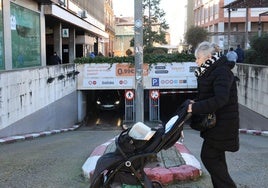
<box><xmin>94</xmin><ymin>37</ymin><xmax>98</xmax><ymax>55</ymax></box>
<box><xmin>40</xmin><ymin>5</ymin><xmax>46</xmax><ymax>66</ymax></box>
<box><xmin>218</xmin><ymin>22</ymin><xmax>224</xmax><ymax>32</ymax></box>
<box><xmin>69</xmin><ymin>28</ymin><xmax>75</xmax><ymax>63</ymax></box>
<box><xmin>218</xmin><ymin>22</ymin><xmax>225</xmax><ymax>50</ymax></box>
<box><xmin>3</xmin><ymin>0</ymin><xmax>12</xmax><ymax>70</ymax></box>
<box><xmin>53</xmin><ymin>23</ymin><xmax>62</xmax><ymax>60</ymax></box>
<box><xmin>77</xmin><ymin>90</ymin><xmax>87</xmax><ymax>122</ymax></box>
<box><xmin>210</xmin><ymin>25</ymin><xmax>218</xmax><ymax>44</ymax></box>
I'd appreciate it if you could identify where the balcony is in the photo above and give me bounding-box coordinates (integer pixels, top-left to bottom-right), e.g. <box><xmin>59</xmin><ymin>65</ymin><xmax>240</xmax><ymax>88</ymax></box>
<box><xmin>105</xmin><ymin>24</ymin><xmax>115</xmax><ymax>33</ymax></box>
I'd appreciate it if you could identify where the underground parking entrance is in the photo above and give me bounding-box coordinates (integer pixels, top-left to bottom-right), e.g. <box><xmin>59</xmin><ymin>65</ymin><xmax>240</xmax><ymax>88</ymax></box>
<box><xmin>83</xmin><ymin>89</ymin><xmax>197</xmax><ymax>129</ymax></box>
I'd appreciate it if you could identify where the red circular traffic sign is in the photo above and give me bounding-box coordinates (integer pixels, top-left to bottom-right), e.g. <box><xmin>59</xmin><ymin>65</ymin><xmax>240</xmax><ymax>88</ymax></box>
<box><xmin>150</xmin><ymin>90</ymin><xmax>160</xmax><ymax>100</ymax></box>
<box><xmin>125</xmin><ymin>90</ymin><xmax>134</xmax><ymax>100</ymax></box>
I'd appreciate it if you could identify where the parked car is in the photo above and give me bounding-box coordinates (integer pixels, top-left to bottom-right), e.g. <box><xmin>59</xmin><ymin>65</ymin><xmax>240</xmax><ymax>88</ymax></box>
<box><xmin>95</xmin><ymin>90</ymin><xmax>122</xmax><ymax>111</ymax></box>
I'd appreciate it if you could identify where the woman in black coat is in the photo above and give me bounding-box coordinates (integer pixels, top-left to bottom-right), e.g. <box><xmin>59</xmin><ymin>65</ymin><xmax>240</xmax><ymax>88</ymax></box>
<box><xmin>187</xmin><ymin>41</ymin><xmax>239</xmax><ymax>188</ymax></box>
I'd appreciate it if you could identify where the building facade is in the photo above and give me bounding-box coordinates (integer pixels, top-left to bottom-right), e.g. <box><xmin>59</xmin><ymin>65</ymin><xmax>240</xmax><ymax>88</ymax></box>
<box><xmin>114</xmin><ymin>16</ymin><xmax>135</xmax><ymax>57</ymax></box>
<box><xmin>0</xmin><ymin>0</ymin><xmax>113</xmax><ymax>71</ymax></box>
<box><xmin>0</xmin><ymin>0</ymin><xmax>115</xmax><ymax>137</ymax></box>
<box><xmin>44</xmin><ymin>0</ymin><xmax>108</xmax><ymax>63</ymax></box>
<box><xmin>193</xmin><ymin>0</ymin><xmax>268</xmax><ymax>51</ymax></box>
<box><xmin>114</xmin><ymin>16</ymin><xmax>171</xmax><ymax>57</ymax></box>
<box><xmin>104</xmin><ymin>0</ymin><xmax>115</xmax><ymax>57</ymax></box>
<box><xmin>185</xmin><ymin>0</ymin><xmax>195</xmax><ymax>34</ymax></box>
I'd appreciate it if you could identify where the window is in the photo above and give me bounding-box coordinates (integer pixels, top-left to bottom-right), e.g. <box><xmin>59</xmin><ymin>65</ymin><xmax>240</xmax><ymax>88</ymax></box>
<box><xmin>0</xmin><ymin>0</ymin><xmax>4</xmax><ymax>70</ymax></box>
<box><xmin>210</xmin><ymin>4</ymin><xmax>213</xmax><ymax>16</ymax></box>
<box><xmin>10</xmin><ymin>3</ymin><xmax>41</xmax><ymax>68</ymax></box>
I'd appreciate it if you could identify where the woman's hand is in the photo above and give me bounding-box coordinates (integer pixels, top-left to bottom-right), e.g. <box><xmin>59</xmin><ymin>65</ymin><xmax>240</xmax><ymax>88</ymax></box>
<box><xmin>187</xmin><ymin>100</ymin><xmax>195</xmax><ymax>113</ymax></box>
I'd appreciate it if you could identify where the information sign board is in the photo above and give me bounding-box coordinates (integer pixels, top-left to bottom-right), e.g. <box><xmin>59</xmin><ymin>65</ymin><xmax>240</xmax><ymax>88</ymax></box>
<box><xmin>77</xmin><ymin>62</ymin><xmax>197</xmax><ymax>90</ymax></box>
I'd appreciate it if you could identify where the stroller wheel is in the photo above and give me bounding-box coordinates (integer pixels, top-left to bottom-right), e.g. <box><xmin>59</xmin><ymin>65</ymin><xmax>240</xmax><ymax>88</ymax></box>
<box><xmin>152</xmin><ymin>181</ymin><xmax>163</xmax><ymax>188</ymax></box>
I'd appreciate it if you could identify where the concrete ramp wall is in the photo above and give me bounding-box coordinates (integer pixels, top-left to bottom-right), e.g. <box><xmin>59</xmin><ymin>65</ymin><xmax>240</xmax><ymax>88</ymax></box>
<box><xmin>234</xmin><ymin>64</ymin><xmax>268</xmax><ymax>119</ymax></box>
<box><xmin>0</xmin><ymin>64</ymin><xmax>78</xmax><ymax>138</ymax></box>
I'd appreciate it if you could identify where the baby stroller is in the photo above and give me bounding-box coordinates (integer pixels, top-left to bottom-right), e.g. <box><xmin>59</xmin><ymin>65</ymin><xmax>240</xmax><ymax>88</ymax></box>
<box><xmin>90</xmin><ymin>100</ymin><xmax>191</xmax><ymax>188</ymax></box>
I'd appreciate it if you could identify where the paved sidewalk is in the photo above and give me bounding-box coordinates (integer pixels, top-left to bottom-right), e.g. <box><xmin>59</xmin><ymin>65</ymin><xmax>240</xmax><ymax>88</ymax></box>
<box><xmin>0</xmin><ymin>125</ymin><xmax>80</xmax><ymax>144</ymax></box>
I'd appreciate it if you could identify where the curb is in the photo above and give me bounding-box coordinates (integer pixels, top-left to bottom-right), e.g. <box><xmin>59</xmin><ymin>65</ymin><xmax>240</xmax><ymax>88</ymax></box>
<box><xmin>0</xmin><ymin>125</ymin><xmax>80</xmax><ymax>145</ymax></box>
<box><xmin>239</xmin><ymin>129</ymin><xmax>268</xmax><ymax>136</ymax></box>
<box><xmin>82</xmin><ymin>138</ymin><xmax>202</xmax><ymax>185</ymax></box>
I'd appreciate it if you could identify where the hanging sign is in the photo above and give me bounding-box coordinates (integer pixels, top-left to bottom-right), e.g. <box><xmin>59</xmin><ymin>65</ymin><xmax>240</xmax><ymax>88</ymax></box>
<box><xmin>62</xmin><ymin>28</ymin><xmax>69</xmax><ymax>38</ymax></box>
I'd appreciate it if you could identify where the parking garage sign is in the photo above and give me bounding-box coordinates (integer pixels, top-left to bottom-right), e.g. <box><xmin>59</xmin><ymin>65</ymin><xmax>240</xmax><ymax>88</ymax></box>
<box><xmin>79</xmin><ymin>63</ymin><xmax>135</xmax><ymax>89</ymax></box>
<box><xmin>143</xmin><ymin>62</ymin><xmax>197</xmax><ymax>89</ymax></box>
<box><xmin>77</xmin><ymin>62</ymin><xmax>197</xmax><ymax>90</ymax></box>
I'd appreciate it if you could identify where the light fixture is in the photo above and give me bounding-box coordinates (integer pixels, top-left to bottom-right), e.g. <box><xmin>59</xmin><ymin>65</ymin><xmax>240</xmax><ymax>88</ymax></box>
<box><xmin>47</xmin><ymin>77</ymin><xmax>55</xmax><ymax>84</ymax></box>
<box><xmin>58</xmin><ymin>74</ymin><xmax>65</xmax><ymax>80</ymax></box>
<box><xmin>66</xmin><ymin>72</ymin><xmax>73</xmax><ymax>77</ymax></box>
<box><xmin>73</xmin><ymin>70</ymin><xmax>80</xmax><ymax>75</ymax></box>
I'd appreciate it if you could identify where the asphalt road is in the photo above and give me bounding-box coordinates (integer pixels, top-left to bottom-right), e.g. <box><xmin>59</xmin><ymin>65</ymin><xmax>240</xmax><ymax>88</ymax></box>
<box><xmin>0</xmin><ymin>129</ymin><xmax>120</xmax><ymax>188</ymax></box>
<box><xmin>0</xmin><ymin>126</ymin><xmax>267</xmax><ymax>188</ymax></box>
<box><xmin>169</xmin><ymin>127</ymin><xmax>268</xmax><ymax>188</ymax></box>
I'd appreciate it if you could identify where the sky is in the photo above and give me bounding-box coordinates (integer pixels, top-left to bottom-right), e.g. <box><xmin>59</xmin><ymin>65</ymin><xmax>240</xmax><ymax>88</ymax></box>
<box><xmin>113</xmin><ymin>0</ymin><xmax>187</xmax><ymax>46</ymax></box>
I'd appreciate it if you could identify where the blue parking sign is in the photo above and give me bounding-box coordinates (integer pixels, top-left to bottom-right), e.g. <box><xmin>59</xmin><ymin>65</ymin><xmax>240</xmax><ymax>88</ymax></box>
<box><xmin>152</xmin><ymin>78</ymin><xmax>159</xmax><ymax>86</ymax></box>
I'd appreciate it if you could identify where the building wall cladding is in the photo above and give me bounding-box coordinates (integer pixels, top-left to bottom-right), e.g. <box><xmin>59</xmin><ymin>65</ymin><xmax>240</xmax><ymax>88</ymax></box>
<box><xmin>234</xmin><ymin>64</ymin><xmax>268</xmax><ymax>119</ymax></box>
<box><xmin>75</xmin><ymin>0</ymin><xmax>105</xmax><ymax>24</ymax></box>
<box><xmin>0</xmin><ymin>64</ymin><xmax>78</xmax><ymax>138</ymax></box>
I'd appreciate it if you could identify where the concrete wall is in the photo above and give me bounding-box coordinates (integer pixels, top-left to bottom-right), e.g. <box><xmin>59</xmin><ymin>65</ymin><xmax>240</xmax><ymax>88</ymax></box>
<box><xmin>0</xmin><ymin>64</ymin><xmax>79</xmax><ymax>138</ymax></box>
<box><xmin>1</xmin><ymin>62</ymin><xmax>267</xmax><ymax>137</ymax></box>
<box><xmin>234</xmin><ymin>64</ymin><xmax>268</xmax><ymax>119</ymax></box>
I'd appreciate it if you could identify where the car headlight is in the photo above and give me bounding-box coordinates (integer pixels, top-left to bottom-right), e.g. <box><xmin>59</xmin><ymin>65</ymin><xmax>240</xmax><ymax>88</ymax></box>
<box><xmin>115</xmin><ymin>100</ymin><xmax>120</xmax><ymax>105</ymax></box>
<box><xmin>96</xmin><ymin>101</ymin><xmax>101</xmax><ymax>105</ymax></box>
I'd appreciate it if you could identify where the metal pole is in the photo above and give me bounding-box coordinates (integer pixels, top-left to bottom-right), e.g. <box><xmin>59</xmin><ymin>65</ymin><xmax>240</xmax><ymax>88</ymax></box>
<box><xmin>134</xmin><ymin>0</ymin><xmax>144</xmax><ymax>122</ymax></box>
<box><xmin>148</xmin><ymin>0</ymin><xmax>151</xmax><ymax>47</ymax></box>
<box><xmin>258</xmin><ymin>14</ymin><xmax>261</xmax><ymax>37</ymax></box>
<box><xmin>245</xmin><ymin>6</ymin><xmax>249</xmax><ymax>49</ymax></box>
<box><xmin>228</xmin><ymin>8</ymin><xmax>231</xmax><ymax>50</ymax></box>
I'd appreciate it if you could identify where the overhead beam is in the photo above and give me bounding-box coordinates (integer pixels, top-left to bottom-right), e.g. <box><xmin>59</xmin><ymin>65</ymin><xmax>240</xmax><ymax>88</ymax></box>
<box><xmin>223</xmin><ymin>0</ymin><xmax>268</xmax><ymax>9</ymax></box>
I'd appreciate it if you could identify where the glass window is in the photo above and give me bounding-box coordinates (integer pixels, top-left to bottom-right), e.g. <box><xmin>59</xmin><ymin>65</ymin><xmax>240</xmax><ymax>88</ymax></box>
<box><xmin>0</xmin><ymin>0</ymin><xmax>4</xmax><ymax>70</ymax></box>
<box><xmin>10</xmin><ymin>3</ymin><xmax>41</xmax><ymax>68</ymax></box>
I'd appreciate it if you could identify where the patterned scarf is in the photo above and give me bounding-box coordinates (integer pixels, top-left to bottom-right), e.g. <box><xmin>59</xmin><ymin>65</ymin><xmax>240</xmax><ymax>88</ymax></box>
<box><xmin>195</xmin><ymin>55</ymin><xmax>219</xmax><ymax>77</ymax></box>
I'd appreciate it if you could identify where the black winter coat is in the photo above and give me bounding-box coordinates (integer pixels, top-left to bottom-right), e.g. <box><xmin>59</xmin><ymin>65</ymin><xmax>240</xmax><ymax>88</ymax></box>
<box><xmin>192</xmin><ymin>56</ymin><xmax>239</xmax><ymax>152</ymax></box>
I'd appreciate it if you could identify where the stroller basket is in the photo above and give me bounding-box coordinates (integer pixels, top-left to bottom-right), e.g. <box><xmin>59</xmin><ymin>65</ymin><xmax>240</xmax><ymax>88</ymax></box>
<box><xmin>90</xmin><ymin>100</ymin><xmax>191</xmax><ymax>188</ymax></box>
